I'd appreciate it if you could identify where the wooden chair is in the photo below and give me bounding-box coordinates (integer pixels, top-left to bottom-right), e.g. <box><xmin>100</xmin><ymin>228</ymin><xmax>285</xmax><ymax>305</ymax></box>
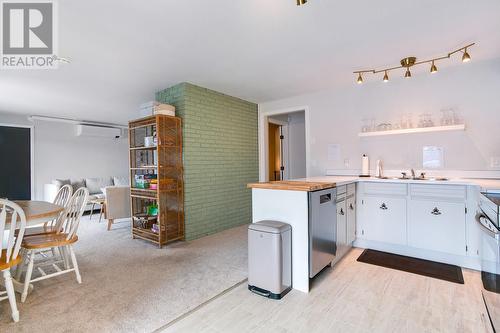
<box><xmin>19</xmin><ymin>187</ymin><xmax>88</xmax><ymax>303</ymax></box>
<box><xmin>21</xmin><ymin>184</ymin><xmax>73</xmax><ymax>238</ymax></box>
<box><xmin>0</xmin><ymin>199</ymin><xmax>27</xmax><ymax>322</ymax></box>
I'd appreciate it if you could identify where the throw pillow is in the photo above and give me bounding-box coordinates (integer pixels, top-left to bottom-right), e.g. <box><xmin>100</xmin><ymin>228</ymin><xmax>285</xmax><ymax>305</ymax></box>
<box><xmin>113</xmin><ymin>176</ymin><xmax>129</xmax><ymax>186</ymax></box>
<box><xmin>71</xmin><ymin>179</ymin><xmax>86</xmax><ymax>193</ymax></box>
<box><xmin>52</xmin><ymin>179</ymin><xmax>71</xmax><ymax>187</ymax></box>
<box><xmin>85</xmin><ymin>177</ymin><xmax>113</xmax><ymax>194</ymax></box>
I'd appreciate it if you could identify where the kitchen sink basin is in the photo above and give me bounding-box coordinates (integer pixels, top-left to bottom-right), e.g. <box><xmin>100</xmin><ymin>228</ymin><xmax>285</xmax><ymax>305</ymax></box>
<box><xmin>380</xmin><ymin>177</ymin><xmax>449</xmax><ymax>181</ymax></box>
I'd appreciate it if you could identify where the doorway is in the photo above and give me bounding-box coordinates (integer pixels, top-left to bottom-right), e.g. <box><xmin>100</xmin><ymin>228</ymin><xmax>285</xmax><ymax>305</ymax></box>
<box><xmin>266</xmin><ymin>111</ymin><xmax>306</xmax><ymax>181</ymax></box>
<box><xmin>0</xmin><ymin>124</ymin><xmax>33</xmax><ymax>200</ymax></box>
<box><xmin>268</xmin><ymin>122</ymin><xmax>284</xmax><ymax>181</ymax></box>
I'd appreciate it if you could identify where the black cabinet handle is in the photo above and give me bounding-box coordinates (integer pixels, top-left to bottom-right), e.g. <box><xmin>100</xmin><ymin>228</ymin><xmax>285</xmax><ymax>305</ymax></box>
<box><xmin>380</xmin><ymin>203</ymin><xmax>388</xmax><ymax>210</ymax></box>
<box><xmin>431</xmin><ymin>207</ymin><xmax>442</xmax><ymax>215</ymax></box>
<box><xmin>339</xmin><ymin>208</ymin><xmax>345</xmax><ymax>216</ymax></box>
<box><xmin>349</xmin><ymin>203</ymin><xmax>354</xmax><ymax>210</ymax></box>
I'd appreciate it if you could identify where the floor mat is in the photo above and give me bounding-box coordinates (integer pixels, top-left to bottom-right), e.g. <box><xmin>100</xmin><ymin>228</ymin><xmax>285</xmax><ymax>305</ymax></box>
<box><xmin>357</xmin><ymin>249</ymin><xmax>464</xmax><ymax>284</ymax></box>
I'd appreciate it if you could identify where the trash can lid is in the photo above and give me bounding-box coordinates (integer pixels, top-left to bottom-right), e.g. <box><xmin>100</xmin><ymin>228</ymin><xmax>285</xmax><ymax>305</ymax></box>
<box><xmin>248</xmin><ymin>220</ymin><xmax>291</xmax><ymax>234</ymax></box>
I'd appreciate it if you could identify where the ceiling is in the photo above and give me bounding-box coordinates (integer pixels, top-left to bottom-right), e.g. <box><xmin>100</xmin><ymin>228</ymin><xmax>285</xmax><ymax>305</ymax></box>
<box><xmin>1</xmin><ymin>0</ymin><xmax>500</xmax><ymax>123</ymax></box>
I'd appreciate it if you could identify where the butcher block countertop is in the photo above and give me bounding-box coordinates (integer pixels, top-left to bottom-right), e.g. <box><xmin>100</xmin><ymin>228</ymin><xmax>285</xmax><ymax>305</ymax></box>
<box><xmin>247</xmin><ymin>180</ymin><xmax>336</xmax><ymax>191</ymax></box>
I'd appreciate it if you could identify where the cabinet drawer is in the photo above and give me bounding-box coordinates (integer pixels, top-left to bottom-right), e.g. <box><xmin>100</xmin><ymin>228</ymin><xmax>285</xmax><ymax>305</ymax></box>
<box><xmin>410</xmin><ymin>184</ymin><xmax>466</xmax><ymax>201</ymax></box>
<box><xmin>362</xmin><ymin>182</ymin><xmax>407</xmax><ymax>196</ymax></box>
<box><xmin>347</xmin><ymin>183</ymin><xmax>356</xmax><ymax>196</ymax></box>
<box><xmin>337</xmin><ymin>185</ymin><xmax>347</xmax><ymax>195</ymax></box>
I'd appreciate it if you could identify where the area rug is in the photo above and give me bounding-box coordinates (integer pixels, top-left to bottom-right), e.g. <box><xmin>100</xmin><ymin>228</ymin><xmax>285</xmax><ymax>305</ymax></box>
<box><xmin>0</xmin><ymin>216</ymin><xmax>248</xmax><ymax>332</ymax></box>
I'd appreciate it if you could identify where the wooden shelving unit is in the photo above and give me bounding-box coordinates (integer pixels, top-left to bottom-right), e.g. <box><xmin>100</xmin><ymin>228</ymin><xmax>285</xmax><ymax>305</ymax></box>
<box><xmin>128</xmin><ymin>115</ymin><xmax>184</xmax><ymax>248</ymax></box>
<box><xmin>358</xmin><ymin>124</ymin><xmax>465</xmax><ymax>137</ymax></box>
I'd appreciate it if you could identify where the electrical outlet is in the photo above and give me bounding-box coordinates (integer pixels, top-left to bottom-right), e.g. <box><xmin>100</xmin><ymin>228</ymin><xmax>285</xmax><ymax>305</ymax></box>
<box><xmin>344</xmin><ymin>159</ymin><xmax>350</xmax><ymax>168</ymax></box>
<box><xmin>491</xmin><ymin>157</ymin><xmax>500</xmax><ymax>169</ymax></box>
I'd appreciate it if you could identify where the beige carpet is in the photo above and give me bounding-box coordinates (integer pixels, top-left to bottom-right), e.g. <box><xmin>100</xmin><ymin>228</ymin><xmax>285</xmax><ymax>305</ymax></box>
<box><xmin>0</xmin><ymin>216</ymin><xmax>248</xmax><ymax>332</ymax></box>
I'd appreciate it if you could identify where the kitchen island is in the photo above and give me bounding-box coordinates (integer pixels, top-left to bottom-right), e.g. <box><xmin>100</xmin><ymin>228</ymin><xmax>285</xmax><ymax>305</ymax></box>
<box><xmin>248</xmin><ymin>176</ymin><xmax>500</xmax><ymax>293</ymax></box>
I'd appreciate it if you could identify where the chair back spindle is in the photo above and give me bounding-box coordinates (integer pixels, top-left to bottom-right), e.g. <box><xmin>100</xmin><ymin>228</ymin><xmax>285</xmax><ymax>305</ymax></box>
<box><xmin>53</xmin><ymin>184</ymin><xmax>73</xmax><ymax>207</ymax></box>
<box><xmin>57</xmin><ymin>188</ymin><xmax>89</xmax><ymax>240</ymax></box>
<box><xmin>46</xmin><ymin>184</ymin><xmax>73</xmax><ymax>230</ymax></box>
<box><xmin>0</xmin><ymin>199</ymin><xmax>27</xmax><ymax>264</ymax></box>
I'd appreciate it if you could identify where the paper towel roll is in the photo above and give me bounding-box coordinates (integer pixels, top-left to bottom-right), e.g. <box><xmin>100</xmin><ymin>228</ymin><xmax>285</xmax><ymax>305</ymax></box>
<box><xmin>361</xmin><ymin>154</ymin><xmax>370</xmax><ymax>176</ymax></box>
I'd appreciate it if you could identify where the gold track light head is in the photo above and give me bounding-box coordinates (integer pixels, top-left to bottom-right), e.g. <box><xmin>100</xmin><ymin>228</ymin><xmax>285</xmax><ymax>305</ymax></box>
<box><xmin>357</xmin><ymin>73</ymin><xmax>363</xmax><ymax>84</ymax></box>
<box><xmin>404</xmin><ymin>68</ymin><xmax>412</xmax><ymax>78</ymax></box>
<box><xmin>383</xmin><ymin>71</ymin><xmax>389</xmax><ymax>82</ymax></box>
<box><xmin>296</xmin><ymin>0</ymin><xmax>307</xmax><ymax>5</ymax></box>
<box><xmin>430</xmin><ymin>60</ymin><xmax>438</xmax><ymax>73</ymax></box>
<box><xmin>462</xmin><ymin>48</ymin><xmax>471</xmax><ymax>63</ymax></box>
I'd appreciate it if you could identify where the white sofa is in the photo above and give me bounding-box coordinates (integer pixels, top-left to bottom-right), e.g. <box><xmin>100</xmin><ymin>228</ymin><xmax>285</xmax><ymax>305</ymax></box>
<box><xmin>44</xmin><ymin>176</ymin><xmax>129</xmax><ymax>211</ymax></box>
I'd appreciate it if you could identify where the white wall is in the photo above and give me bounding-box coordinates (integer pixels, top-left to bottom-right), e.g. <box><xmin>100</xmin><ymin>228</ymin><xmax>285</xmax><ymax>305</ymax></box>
<box><xmin>259</xmin><ymin>59</ymin><xmax>500</xmax><ymax>177</ymax></box>
<box><xmin>0</xmin><ymin>112</ymin><xmax>129</xmax><ymax>200</ymax></box>
<box><xmin>287</xmin><ymin>112</ymin><xmax>306</xmax><ymax>179</ymax></box>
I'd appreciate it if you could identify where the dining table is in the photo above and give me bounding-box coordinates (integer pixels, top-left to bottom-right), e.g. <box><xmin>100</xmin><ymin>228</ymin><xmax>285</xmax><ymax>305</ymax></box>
<box><xmin>1</xmin><ymin>200</ymin><xmax>64</xmax><ymax>293</ymax></box>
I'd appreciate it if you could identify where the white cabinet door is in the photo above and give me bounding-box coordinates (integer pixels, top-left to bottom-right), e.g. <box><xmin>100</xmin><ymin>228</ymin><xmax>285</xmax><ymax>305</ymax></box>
<box><xmin>346</xmin><ymin>196</ymin><xmax>356</xmax><ymax>244</ymax></box>
<box><xmin>408</xmin><ymin>200</ymin><xmax>466</xmax><ymax>256</ymax></box>
<box><xmin>358</xmin><ymin>196</ymin><xmax>407</xmax><ymax>245</ymax></box>
<box><xmin>336</xmin><ymin>199</ymin><xmax>348</xmax><ymax>257</ymax></box>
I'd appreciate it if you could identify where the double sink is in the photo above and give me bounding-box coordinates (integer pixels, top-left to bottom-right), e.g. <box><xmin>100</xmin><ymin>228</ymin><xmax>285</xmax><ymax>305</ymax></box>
<box><xmin>376</xmin><ymin>170</ymin><xmax>449</xmax><ymax>181</ymax></box>
<box><xmin>377</xmin><ymin>177</ymin><xmax>449</xmax><ymax>181</ymax></box>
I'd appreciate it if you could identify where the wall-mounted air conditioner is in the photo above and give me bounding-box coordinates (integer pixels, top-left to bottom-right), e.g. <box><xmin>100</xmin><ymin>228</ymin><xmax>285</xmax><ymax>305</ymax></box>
<box><xmin>75</xmin><ymin>124</ymin><xmax>122</xmax><ymax>139</ymax></box>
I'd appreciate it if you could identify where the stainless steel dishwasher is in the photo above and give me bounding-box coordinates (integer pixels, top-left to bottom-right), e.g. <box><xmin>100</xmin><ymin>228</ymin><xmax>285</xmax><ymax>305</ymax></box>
<box><xmin>309</xmin><ymin>187</ymin><xmax>337</xmax><ymax>278</ymax></box>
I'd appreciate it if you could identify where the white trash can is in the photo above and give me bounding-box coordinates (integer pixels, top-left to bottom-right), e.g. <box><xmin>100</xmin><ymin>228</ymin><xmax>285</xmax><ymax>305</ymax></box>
<box><xmin>248</xmin><ymin>221</ymin><xmax>292</xmax><ymax>299</ymax></box>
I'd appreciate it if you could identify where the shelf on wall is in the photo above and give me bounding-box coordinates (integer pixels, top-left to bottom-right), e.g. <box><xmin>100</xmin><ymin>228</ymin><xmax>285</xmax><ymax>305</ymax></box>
<box><xmin>358</xmin><ymin>124</ymin><xmax>465</xmax><ymax>137</ymax></box>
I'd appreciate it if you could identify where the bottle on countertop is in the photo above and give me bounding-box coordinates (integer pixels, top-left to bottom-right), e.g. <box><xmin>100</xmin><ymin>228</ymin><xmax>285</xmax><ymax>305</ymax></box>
<box><xmin>361</xmin><ymin>154</ymin><xmax>370</xmax><ymax>177</ymax></box>
<box><xmin>376</xmin><ymin>160</ymin><xmax>384</xmax><ymax>178</ymax></box>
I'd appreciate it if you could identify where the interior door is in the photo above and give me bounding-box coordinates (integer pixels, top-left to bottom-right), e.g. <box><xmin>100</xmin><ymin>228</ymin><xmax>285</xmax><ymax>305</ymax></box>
<box><xmin>268</xmin><ymin>123</ymin><xmax>283</xmax><ymax>181</ymax></box>
<box><xmin>0</xmin><ymin>125</ymin><xmax>31</xmax><ymax>200</ymax></box>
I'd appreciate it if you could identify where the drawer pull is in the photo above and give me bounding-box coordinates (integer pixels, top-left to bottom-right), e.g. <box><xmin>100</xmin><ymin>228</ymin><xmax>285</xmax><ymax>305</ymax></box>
<box><xmin>339</xmin><ymin>208</ymin><xmax>345</xmax><ymax>216</ymax></box>
<box><xmin>349</xmin><ymin>203</ymin><xmax>354</xmax><ymax>210</ymax></box>
<box><xmin>431</xmin><ymin>207</ymin><xmax>442</xmax><ymax>215</ymax></box>
<box><xmin>380</xmin><ymin>203</ymin><xmax>388</xmax><ymax>210</ymax></box>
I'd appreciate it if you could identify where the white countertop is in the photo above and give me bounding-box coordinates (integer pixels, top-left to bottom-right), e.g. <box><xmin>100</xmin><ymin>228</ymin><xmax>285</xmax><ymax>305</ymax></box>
<box><xmin>295</xmin><ymin>176</ymin><xmax>500</xmax><ymax>192</ymax></box>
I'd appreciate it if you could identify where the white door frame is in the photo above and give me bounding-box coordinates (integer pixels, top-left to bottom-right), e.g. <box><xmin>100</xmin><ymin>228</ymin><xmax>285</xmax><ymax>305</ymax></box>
<box><xmin>258</xmin><ymin>106</ymin><xmax>310</xmax><ymax>182</ymax></box>
<box><xmin>0</xmin><ymin>123</ymin><xmax>35</xmax><ymax>200</ymax></box>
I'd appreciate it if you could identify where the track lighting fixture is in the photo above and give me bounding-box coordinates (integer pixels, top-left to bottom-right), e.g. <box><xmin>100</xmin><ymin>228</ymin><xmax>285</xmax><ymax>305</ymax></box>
<box><xmin>430</xmin><ymin>60</ymin><xmax>438</xmax><ymax>73</ymax></box>
<box><xmin>357</xmin><ymin>73</ymin><xmax>363</xmax><ymax>84</ymax></box>
<box><xmin>462</xmin><ymin>48</ymin><xmax>471</xmax><ymax>63</ymax></box>
<box><xmin>353</xmin><ymin>43</ymin><xmax>474</xmax><ymax>84</ymax></box>
<box><xmin>296</xmin><ymin>0</ymin><xmax>307</xmax><ymax>5</ymax></box>
<box><xmin>383</xmin><ymin>71</ymin><xmax>389</xmax><ymax>82</ymax></box>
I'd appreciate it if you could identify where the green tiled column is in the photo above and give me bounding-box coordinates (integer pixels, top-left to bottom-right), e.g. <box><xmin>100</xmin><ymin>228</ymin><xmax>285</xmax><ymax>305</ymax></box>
<box><xmin>156</xmin><ymin>83</ymin><xmax>258</xmax><ymax>240</ymax></box>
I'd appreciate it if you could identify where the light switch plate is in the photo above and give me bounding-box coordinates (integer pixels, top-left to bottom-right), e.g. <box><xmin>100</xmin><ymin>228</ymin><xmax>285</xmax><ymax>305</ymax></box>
<box><xmin>491</xmin><ymin>157</ymin><xmax>500</xmax><ymax>168</ymax></box>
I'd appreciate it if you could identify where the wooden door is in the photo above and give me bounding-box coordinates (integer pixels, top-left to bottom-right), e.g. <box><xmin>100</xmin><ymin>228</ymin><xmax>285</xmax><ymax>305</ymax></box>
<box><xmin>268</xmin><ymin>123</ymin><xmax>282</xmax><ymax>181</ymax></box>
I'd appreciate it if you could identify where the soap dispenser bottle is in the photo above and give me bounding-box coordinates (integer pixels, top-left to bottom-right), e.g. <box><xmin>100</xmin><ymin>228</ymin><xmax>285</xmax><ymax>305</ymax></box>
<box><xmin>376</xmin><ymin>160</ymin><xmax>384</xmax><ymax>178</ymax></box>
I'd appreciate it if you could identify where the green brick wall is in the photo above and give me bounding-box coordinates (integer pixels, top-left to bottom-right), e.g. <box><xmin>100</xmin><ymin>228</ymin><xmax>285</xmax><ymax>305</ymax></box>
<box><xmin>156</xmin><ymin>83</ymin><xmax>258</xmax><ymax>240</ymax></box>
